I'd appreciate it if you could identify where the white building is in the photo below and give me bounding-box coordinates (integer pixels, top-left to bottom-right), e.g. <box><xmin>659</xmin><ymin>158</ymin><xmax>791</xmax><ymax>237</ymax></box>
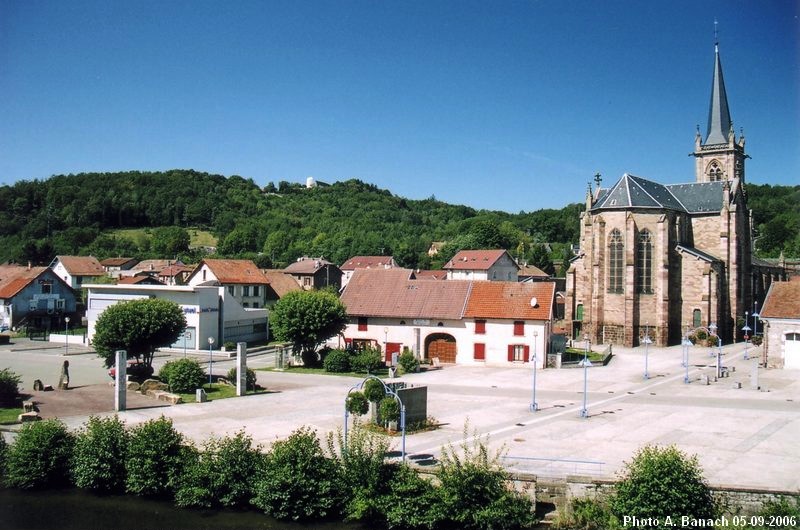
<box><xmin>759</xmin><ymin>281</ymin><xmax>800</xmax><ymax>370</ymax></box>
<box><xmin>443</xmin><ymin>249</ymin><xmax>520</xmax><ymax>281</ymax></box>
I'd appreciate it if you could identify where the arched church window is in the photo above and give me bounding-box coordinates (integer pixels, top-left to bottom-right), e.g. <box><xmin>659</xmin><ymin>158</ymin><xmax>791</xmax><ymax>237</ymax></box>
<box><xmin>608</xmin><ymin>229</ymin><xmax>624</xmax><ymax>294</ymax></box>
<box><xmin>576</xmin><ymin>304</ymin><xmax>584</xmax><ymax>321</ymax></box>
<box><xmin>707</xmin><ymin>161</ymin><xmax>723</xmax><ymax>181</ymax></box>
<box><xmin>693</xmin><ymin>309</ymin><xmax>702</xmax><ymax>329</ymax></box>
<box><xmin>636</xmin><ymin>230</ymin><xmax>653</xmax><ymax>294</ymax></box>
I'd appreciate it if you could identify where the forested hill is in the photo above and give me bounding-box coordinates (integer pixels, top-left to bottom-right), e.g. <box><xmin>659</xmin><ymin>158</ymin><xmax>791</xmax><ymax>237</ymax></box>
<box><xmin>0</xmin><ymin>170</ymin><xmax>796</xmax><ymax>269</ymax></box>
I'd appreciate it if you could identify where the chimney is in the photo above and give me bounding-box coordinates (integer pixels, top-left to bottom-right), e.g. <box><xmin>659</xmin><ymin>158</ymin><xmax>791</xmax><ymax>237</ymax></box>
<box><xmin>27</xmin><ymin>261</ymin><xmax>32</xmax><ymax>270</ymax></box>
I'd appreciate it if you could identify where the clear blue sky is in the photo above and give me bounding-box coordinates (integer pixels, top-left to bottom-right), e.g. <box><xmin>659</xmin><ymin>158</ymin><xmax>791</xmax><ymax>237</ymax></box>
<box><xmin>1</xmin><ymin>1</ymin><xmax>797</xmax><ymax>212</ymax></box>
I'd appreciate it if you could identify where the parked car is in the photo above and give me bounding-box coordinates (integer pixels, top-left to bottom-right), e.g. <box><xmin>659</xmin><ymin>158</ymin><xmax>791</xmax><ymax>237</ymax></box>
<box><xmin>108</xmin><ymin>360</ymin><xmax>154</xmax><ymax>381</ymax></box>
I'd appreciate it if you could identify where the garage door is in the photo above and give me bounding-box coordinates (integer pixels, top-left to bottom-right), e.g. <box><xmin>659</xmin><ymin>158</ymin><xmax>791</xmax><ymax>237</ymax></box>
<box><xmin>785</xmin><ymin>333</ymin><xmax>800</xmax><ymax>369</ymax></box>
<box><xmin>428</xmin><ymin>338</ymin><xmax>457</xmax><ymax>363</ymax></box>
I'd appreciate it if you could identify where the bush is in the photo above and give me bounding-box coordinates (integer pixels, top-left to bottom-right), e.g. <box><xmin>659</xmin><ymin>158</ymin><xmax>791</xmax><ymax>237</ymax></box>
<box><xmin>251</xmin><ymin>427</ymin><xmax>341</xmax><ymax>521</ymax></box>
<box><xmin>323</xmin><ymin>349</ymin><xmax>351</xmax><ymax>373</ymax></box>
<box><xmin>751</xmin><ymin>335</ymin><xmax>763</xmax><ymax>346</ymax></box>
<box><xmin>126</xmin><ymin>416</ymin><xmax>186</xmax><ymax>497</ymax></box>
<box><xmin>398</xmin><ymin>349</ymin><xmax>419</xmax><ymax>374</ymax></box>
<box><xmin>381</xmin><ymin>464</ymin><xmax>439</xmax><ymax>529</ymax></box>
<box><xmin>363</xmin><ymin>378</ymin><xmax>386</xmax><ymax>402</ymax></box>
<box><xmin>159</xmin><ymin>358</ymin><xmax>206</xmax><ymax>393</ymax></box>
<box><xmin>610</xmin><ymin>445</ymin><xmax>715</xmax><ymax>528</ymax></box>
<box><xmin>223</xmin><ymin>341</ymin><xmax>236</xmax><ymax>351</ymax></box>
<box><xmin>553</xmin><ymin>497</ymin><xmax>616</xmax><ymax>530</ymax></box>
<box><xmin>72</xmin><ymin>416</ymin><xmax>129</xmax><ymax>492</ymax></box>
<box><xmin>757</xmin><ymin>497</ymin><xmax>800</xmax><ymax>529</ymax></box>
<box><xmin>350</xmin><ymin>348</ymin><xmax>383</xmax><ymax>373</ymax></box>
<box><xmin>0</xmin><ymin>433</ymin><xmax>6</xmax><ymax>478</ymax></box>
<box><xmin>326</xmin><ymin>421</ymin><xmax>394</xmax><ymax>523</ymax></box>
<box><xmin>346</xmin><ymin>392</ymin><xmax>369</xmax><ymax>416</ymax></box>
<box><xmin>176</xmin><ymin>431</ymin><xmax>263</xmax><ymax>508</ymax></box>
<box><xmin>378</xmin><ymin>397</ymin><xmax>400</xmax><ymax>427</ymax></box>
<box><xmin>0</xmin><ymin>367</ymin><xmax>22</xmax><ymax>407</ymax></box>
<box><xmin>225</xmin><ymin>366</ymin><xmax>257</xmax><ymax>391</ymax></box>
<box><xmin>4</xmin><ymin>419</ymin><xmax>75</xmax><ymax>489</ymax></box>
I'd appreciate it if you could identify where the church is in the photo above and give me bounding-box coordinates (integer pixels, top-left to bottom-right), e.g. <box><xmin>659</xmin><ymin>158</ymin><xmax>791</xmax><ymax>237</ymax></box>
<box><xmin>565</xmin><ymin>40</ymin><xmax>785</xmax><ymax>347</ymax></box>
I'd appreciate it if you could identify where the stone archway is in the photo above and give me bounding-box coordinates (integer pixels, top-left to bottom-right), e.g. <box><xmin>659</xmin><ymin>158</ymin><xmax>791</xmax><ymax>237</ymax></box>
<box><xmin>425</xmin><ymin>333</ymin><xmax>457</xmax><ymax>363</ymax></box>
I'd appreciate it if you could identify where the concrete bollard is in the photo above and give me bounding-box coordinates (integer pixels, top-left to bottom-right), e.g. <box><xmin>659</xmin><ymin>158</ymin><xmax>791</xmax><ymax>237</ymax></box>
<box><xmin>236</xmin><ymin>342</ymin><xmax>247</xmax><ymax>396</ymax></box>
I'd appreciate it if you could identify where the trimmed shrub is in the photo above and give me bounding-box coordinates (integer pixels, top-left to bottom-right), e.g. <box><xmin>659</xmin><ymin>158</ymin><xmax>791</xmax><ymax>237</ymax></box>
<box><xmin>378</xmin><ymin>397</ymin><xmax>400</xmax><ymax>427</ymax></box>
<box><xmin>398</xmin><ymin>349</ymin><xmax>419</xmax><ymax>374</ymax></box>
<box><xmin>125</xmin><ymin>416</ymin><xmax>186</xmax><ymax>497</ymax></box>
<box><xmin>350</xmin><ymin>348</ymin><xmax>383</xmax><ymax>373</ymax></box>
<box><xmin>251</xmin><ymin>427</ymin><xmax>341</xmax><ymax>521</ymax></box>
<box><xmin>0</xmin><ymin>367</ymin><xmax>22</xmax><ymax>407</ymax></box>
<box><xmin>159</xmin><ymin>358</ymin><xmax>206</xmax><ymax>393</ymax></box>
<box><xmin>323</xmin><ymin>349</ymin><xmax>351</xmax><ymax>373</ymax></box>
<box><xmin>363</xmin><ymin>378</ymin><xmax>385</xmax><ymax>403</ymax></box>
<box><xmin>610</xmin><ymin>445</ymin><xmax>716</xmax><ymax>528</ymax></box>
<box><xmin>381</xmin><ymin>464</ymin><xmax>439</xmax><ymax>529</ymax></box>
<box><xmin>225</xmin><ymin>366</ymin><xmax>257</xmax><ymax>391</ymax></box>
<box><xmin>176</xmin><ymin>431</ymin><xmax>263</xmax><ymax>508</ymax></box>
<box><xmin>223</xmin><ymin>341</ymin><xmax>236</xmax><ymax>351</ymax></box>
<box><xmin>4</xmin><ymin>419</ymin><xmax>74</xmax><ymax>489</ymax></box>
<box><xmin>346</xmin><ymin>392</ymin><xmax>369</xmax><ymax>416</ymax></box>
<box><xmin>72</xmin><ymin>416</ymin><xmax>129</xmax><ymax>492</ymax></box>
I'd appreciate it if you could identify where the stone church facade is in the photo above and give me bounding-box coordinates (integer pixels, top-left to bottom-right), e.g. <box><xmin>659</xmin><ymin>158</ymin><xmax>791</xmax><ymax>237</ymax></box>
<box><xmin>565</xmin><ymin>42</ymin><xmax>785</xmax><ymax>347</ymax></box>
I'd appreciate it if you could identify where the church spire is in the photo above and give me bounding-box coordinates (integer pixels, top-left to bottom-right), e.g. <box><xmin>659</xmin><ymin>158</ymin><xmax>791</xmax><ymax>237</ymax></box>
<box><xmin>704</xmin><ymin>23</ymin><xmax>732</xmax><ymax>145</ymax></box>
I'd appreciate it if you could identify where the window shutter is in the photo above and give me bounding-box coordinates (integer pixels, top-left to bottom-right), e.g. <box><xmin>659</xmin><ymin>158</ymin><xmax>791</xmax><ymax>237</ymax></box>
<box><xmin>524</xmin><ymin>345</ymin><xmax>530</xmax><ymax>363</ymax></box>
<box><xmin>514</xmin><ymin>321</ymin><xmax>525</xmax><ymax>336</ymax></box>
<box><xmin>507</xmin><ymin>345</ymin><xmax>514</xmax><ymax>362</ymax></box>
<box><xmin>474</xmin><ymin>343</ymin><xmax>485</xmax><ymax>360</ymax></box>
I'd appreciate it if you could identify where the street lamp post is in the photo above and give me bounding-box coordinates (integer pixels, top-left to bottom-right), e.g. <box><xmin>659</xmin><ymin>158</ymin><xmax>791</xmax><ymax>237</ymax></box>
<box><xmin>709</xmin><ymin>323</ymin><xmax>722</xmax><ymax>379</ymax></box>
<box><xmin>643</xmin><ymin>322</ymin><xmax>652</xmax><ymax>380</ymax></box>
<box><xmin>580</xmin><ymin>334</ymin><xmax>592</xmax><ymax>418</ymax></box>
<box><xmin>682</xmin><ymin>330</ymin><xmax>692</xmax><ymax>384</ymax></box>
<box><xmin>752</xmin><ymin>301</ymin><xmax>760</xmax><ymax>337</ymax></box>
<box><xmin>64</xmin><ymin>316</ymin><xmax>70</xmax><ymax>356</ymax></box>
<box><xmin>530</xmin><ymin>330</ymin><xmax>539</xmax><ymax>412</ymax></box>
<box><xmin>742</xmin><ymin>311</ymin><xmax>751</xmax><ymax>360</ymax></box>
<box><xmin>207</xmin><ymin>337</ymin><xmax>215</xmax><ymax>386</ymax></box>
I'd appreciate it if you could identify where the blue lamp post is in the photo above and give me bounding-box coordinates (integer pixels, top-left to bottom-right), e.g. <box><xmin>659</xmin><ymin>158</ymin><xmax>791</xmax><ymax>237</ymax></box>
<box><xmin>207</xmin><ymin>337</ymin><xmax>215</xmax><ymax>386</ymax></box>
<box><xmin>579</xmin><ymin>334</ymin><xmax>592</xmax><ymax>418</ymax></box>
<box><xmin>742</xmin><ymin>311</ymin><xmax>751</xmax><ymax>360</ymax></box>
<box><xmin>643</xmin><ymin>322</ymin><xmax>652</xmax><ymax>380</ymax></box>
<box><xmin>530</xmin><ymin>330</ymin><xmax>539</xmax><ymax>412</ymax></box>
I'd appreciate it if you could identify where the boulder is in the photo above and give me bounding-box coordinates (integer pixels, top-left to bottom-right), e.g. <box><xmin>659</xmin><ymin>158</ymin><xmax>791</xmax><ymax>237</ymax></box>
<box><xmin>149</xmin><ymin>390</ymin><xmax>183</xmax><ymax>405</ymax></box>
<box><xmin>22</xmin><ymin>400</ymin><xmax>38</xmax><ymax>413</ymax></box>
<box><xmin>126</xmin><ymin>381</ymin><xmax>141</xmax><ymax>391</ymax></box>
<box><xmin>140</xmin><ymin>379</ymin><xmax>168</xmax><ymax>394</ymax></box>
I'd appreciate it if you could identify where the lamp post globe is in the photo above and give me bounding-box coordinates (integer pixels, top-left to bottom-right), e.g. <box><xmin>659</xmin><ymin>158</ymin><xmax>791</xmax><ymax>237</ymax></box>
<box><xmin>530</xmin><ymin>330</ymin><xmax>539</xmax><ymax>412</ymax></box>
<box><xmin>64</xmin><ymin>316</ymin><xmax>70</xmax><ymax>355</ymax></box>
<box><xmin>207</xmin><ymin>337</ymin><xmax>215</xmax><ymax>386</ymax></box>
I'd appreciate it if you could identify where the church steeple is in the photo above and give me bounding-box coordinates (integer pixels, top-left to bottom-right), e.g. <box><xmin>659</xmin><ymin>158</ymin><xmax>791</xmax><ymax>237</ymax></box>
<box><xmin>692</xmin><ymin>26</ymin><xmax>747</xmax><ymax>184</ymax></box>
<box><xmin>704</xmin><ymin>39</ymin><xmax>732</xmax><ymax>145</ymax></box>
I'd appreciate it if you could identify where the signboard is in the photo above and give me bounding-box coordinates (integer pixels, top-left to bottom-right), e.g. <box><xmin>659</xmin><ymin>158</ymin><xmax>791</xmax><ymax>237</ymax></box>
<box><xmin>412</xmin><ymin>319</ymin><xmax>430</xmax><ymax>326</ymax></box>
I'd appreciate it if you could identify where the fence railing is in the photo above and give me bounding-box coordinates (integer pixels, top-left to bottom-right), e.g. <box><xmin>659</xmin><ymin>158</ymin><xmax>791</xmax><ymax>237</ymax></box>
<box><xmin>501</xmin><ymin>455</ymin><xmax>606</xmax><ymax>477</ymax></box>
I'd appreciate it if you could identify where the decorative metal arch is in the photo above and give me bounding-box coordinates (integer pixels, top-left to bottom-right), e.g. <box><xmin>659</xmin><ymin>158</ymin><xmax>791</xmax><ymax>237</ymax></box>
<box><xmin>344</xmin><ymin>374</ymin><xmax>407</xmax><ymax>461</ymax></box>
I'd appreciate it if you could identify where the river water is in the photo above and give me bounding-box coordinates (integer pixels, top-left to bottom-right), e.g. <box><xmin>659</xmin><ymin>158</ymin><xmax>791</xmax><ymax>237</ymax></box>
<box><xmin>0</xmin><ymin>488</ymin><xmax>363</xmax><ymax>530</ymax></box>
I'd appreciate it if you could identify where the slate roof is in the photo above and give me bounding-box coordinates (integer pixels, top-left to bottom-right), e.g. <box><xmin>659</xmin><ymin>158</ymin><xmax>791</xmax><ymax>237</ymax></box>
<box><xmin>0</xmin><ymin>266</ymin><xmax>50</xmax><ymax>298</ymax></box>
<box><xmin>592</xmin><ymin>174</ymin><xmax>725</xmax><ymax>214</ymax></box>
<box><xmin>190</xmin><ymin>259</ymin><xmax>270</xmax><ymax>285</ymax></box>
<box><xmin>760</xmin><ymin>282</ymin><xmax>800</xmax><ymax>320</ymax></box>
<box><xmin>464</xmin><ymin>281</ymin><xmax>555</xmax><ymax>321</ymax></box>
<box><xmin>262</xmin><ymin>270</ymin><xmax>303</xmax><ymax>298</ymax></box>
<box><xmin>54</xmin><ymin>256</ymin><xmax>105</xmax><ymax>276</ymax></box>
<box><xmin>704</xmin><ymin>45</ymin><xmax>732</xmax><ymax>146</ymax></box>
<box><xmin>444</xmin><ymin>250</ymin><xmax>517</xmax><ymax>271</ymax></box>
<box><xmin>676</xmin><ymin>245</ymin><xmax>721</xmax><ymax>263</ymax></box>
<box><xmin>341</xmin><ymin>269</ymin><xmax>469</xmax><ymax>320</ymax></box>
<box><xmin>341</xmin><ymin>256</ymin><xmax>395</xmax><ymax>271</ymax></box>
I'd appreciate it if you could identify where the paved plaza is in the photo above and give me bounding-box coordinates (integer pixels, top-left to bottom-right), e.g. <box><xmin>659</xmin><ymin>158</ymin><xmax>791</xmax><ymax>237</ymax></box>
<box><xmin>1</xmin><ymin>338</ymin><xmax>798</xmax><ymax>491</ymax></box>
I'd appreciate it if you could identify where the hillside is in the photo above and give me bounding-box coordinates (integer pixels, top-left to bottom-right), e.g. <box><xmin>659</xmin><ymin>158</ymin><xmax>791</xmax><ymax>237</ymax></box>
<box><xmin>0</xmin><ymin>170</ymin><xmax>795</xmax><ymax>269</ymax></box>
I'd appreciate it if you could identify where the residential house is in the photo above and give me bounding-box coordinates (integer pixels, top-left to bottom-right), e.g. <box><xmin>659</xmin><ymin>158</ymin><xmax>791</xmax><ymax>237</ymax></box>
<box><xmin>338</xmin><ymin>268</ymin><xmax>554</xmax><ymax>366</ymax></box>
<box><xmin>518</xmin><ymin>264</ymin><xmax>550</xmax><ymax>282</ymax></box>
<box><xmin>158</xmin><ymin>264</ymin><xmax>193</xmax><ymax>286</ymax></box>
<box><xmin>50</xmin><ymin>255</ymin><xmax>105</xmax><ymax>289</ymax></box>
<box><xmin>759</xmin><ymin>281</ymin><xmax>800</xmax><ymax>369</ymax></box>
<box><xmin>262</xmin><ymin>269</ymin><xmax>302</xmax><ymax>306</ymax></box>
<box><xmin>118</xmin><ymin>276</ymin><xmax>164</xmax><ymax>286</ymax></box>
<box><xmin>100</xmin><ymin>257</ymin><xmax>138</xmax><ymax>278</ymax></box>
<box><xmin>0</xmin><ymin>265</ymin><xmax>77</xmax><ymax>330</ymax></box>
<box><xmin>340</xmin><ymin>255</ymin><xmax>397</xmax><ymax>287</ymax></box>
<box><xmin>443</xmin><ymin>249</ymin><xmax>520</xmax><ymax>282</ymax></box>
<box><xmin>284</xmin><ymin>257</ymin><xmax>342</xmax><ymax>291</ymax></box>
<box><xmin>187</xmin><ymin>259</ymin><xmax>270</xmax><ymax>309</ymax></box>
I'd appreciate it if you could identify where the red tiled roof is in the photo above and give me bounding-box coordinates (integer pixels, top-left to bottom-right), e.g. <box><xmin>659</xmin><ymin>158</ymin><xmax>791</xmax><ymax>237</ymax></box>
<box><xmin>159</xmin><ymin>264</ymin><xmax>193</xmax><ymax>277</ymax></box>
<box><xmin>284</xmin><ymin>257</ymin><xmax>336</xmax><ymax>275</ymax></box>
<box><xmin>519</xmin><ymin>265</ymin><xmax>549</xmax><ymax>277</ymax></box>
<box><xmin>55</xmin><ymin>255</ymin><xmax>105</xmax><ymax>275</ymax></box>
<box><xmin>341</xmin><ymin>256</ymin><xmax>395</xmax><ymax>271</ymax></box>
<box><xmin>464</xmin><ymin>281</ymin><xmax>555</xmax><ymax>320</ymax></box>
<box><xmin>262</xmin><ymin>270</ymin><xmax>302</xmax><ymax>297</ymax></box>
<box><xmin>412</xmin><ymin>270</ymin><xmax>447</xmax><ymax>280</ymax></box>
<box><xmin>341</xmin><ymin>268</ymin><xmax>467</xmax><ymax>319</ymax></box>
<box><xmin>192</xmin><ymin>259</ymin><xmax>270</xmax><ymax>285</ymax></box>
<box><xmin>132</xmin><ymin>259</ymin><xmax>174</xmax><ymax>272</ymax></box>
<box><xmin>0</xmin><ymin>266</ymin><xmax>52</xmax><ymax>298</ymax></box>
<box><xmin>761</xmin><ymin>282</ymin><xmax>800</xmax><ymax>320</ymax></box>
<box><xmin>443</xmin><ymin>250</ymin><xmax>517</xmax><ymax>271</ymax></box>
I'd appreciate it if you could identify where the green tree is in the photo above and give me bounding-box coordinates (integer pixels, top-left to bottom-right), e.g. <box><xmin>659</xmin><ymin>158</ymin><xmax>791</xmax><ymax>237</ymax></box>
<box><xmin>610</xmin><ymin>445</ymin><xmax>716</xmax><ymax>528</ymax></box>
<box><xmin>150</xmin><ymin>226</ymin><xmax>190</xmax><ymax>257</ymax></box>
<box><xmin>93</xmin><ymin>298</ymin><xmax>186</xmax><ymax>368</ymax></box>
<box><xmin>269</xmin><ymin>290</ymin><xmax>348</xmax><ymax>366</ymax></box>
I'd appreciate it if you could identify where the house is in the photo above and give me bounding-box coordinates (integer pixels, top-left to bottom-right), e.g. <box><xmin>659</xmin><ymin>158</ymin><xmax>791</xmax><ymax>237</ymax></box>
<box><xmin>100</xmin><ymin>257</ymin><xmax>138</xmax><ymax>277</ymax></box>
<box><xmin>0</xmin><ymin>265</ymin><xmax>77</xmax><ymax>330</ymax></box>
<box><xmin>338</xmin><ymin>268</ymin><xmax>554</xmax><ymax>366</ymax></box>
<box><xmin>284</xmin><ymin>256</ymin><xmax>342</xmax><ymax>291</ymax></box>
<box><xmin>565</xmin><ymin>40</ymin><xmax>786</xmax><ymax>347</ymax></box>
<box><xmin>262</xmin><ymin>269</ymin><xmax>303</xmax><ymax>306</ymax></box>
<box><xmin>518</xmin><ymin>264</ymin><xmax>550</xmax><ymax>282</ymax></box>
<box><xmin>50</xmin><ymin>255</ymin><xmax>105</xmax><ymax>289</ymax></box>
<box><xmin>157</xmin><ymin>264</ymin><xmax>193</xmax><ymax>286</ymax></box>
<box><xmin>340</xmin><ymin>255</ymin><xmax>397</xmax><ymax>287</ymax></box>
<box><xmin>412</xmin><ymin>269</ymin><xmax>447</xmax><ymax>281</ymax></box>
<box><xmin>187</xmin><ymin>259</ymin><xmax>270</xmax><ymax>309</ymax></box>
<box><xmin>118</xmin><ymin>275</ymin><xmax>164</xmax><ymax>286</ymax></box>
<box><xmin>443</xmin><ymin>249</ymin><xmax>520</xmax><ymax>281</ymax></box>
<box><xmin>759</xmin><ymin>281</ymin><xmax>800</xmax><ymax>369</ymax></box>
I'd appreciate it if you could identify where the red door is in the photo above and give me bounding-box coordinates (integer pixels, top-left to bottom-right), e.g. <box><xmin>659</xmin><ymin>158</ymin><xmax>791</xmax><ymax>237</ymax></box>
<box><xmin>385</xmin><ymin>342</ymin><xmax>402</xmax><ymax>362</ymax></box>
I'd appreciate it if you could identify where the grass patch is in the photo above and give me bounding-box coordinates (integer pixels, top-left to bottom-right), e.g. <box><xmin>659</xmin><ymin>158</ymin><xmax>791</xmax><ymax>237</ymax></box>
<box><xmin>563</xmin><ymin>349</ymin><xmax>605</xmax><ymax>362</ymax></box>
<box><xmin>258</xmin><ymin>366</ymin><xmax>389</xmax><ymax>378</ymax></box>
<box><xmin>0</xmin><ymin>406</ymin><xmax>21</xmax><ymax>424</ymax></box>
<box><xmin>177</xmin><ymin>383</ymin><xmax>269</xmax><ymax>404</ymax></box>
<box><xmin>110</xmin><ymin>227</ymin><xmax>218</xmax><ymax>248</ymax></box>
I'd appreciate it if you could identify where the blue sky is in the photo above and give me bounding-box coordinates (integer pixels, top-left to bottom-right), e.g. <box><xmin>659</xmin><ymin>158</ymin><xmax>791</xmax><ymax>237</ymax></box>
<box><xmin>1</xmin><ymin>1</ymin><xmax>798</xmax><ymax>212</ymax></box>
